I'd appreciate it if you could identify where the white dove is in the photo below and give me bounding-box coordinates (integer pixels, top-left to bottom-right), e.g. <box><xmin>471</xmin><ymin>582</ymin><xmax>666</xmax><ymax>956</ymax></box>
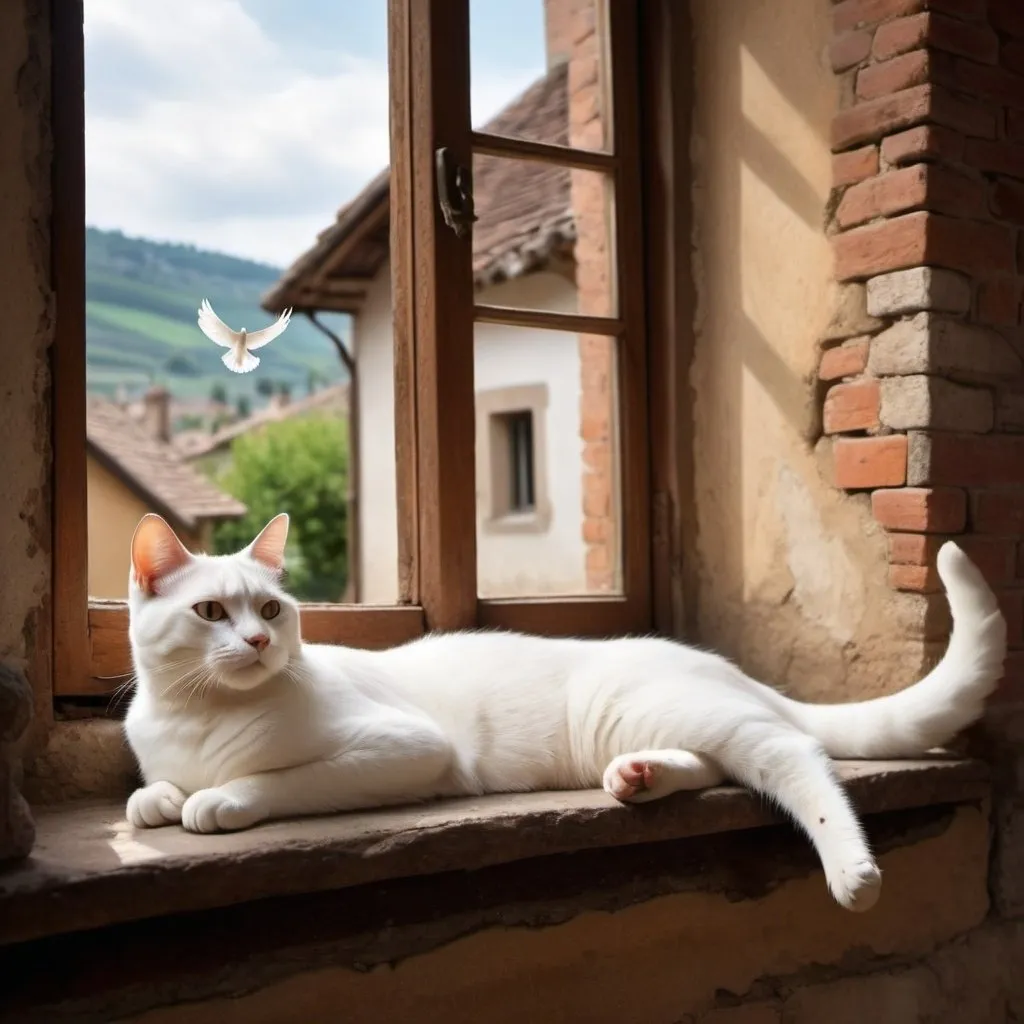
<box><xmin>197</xmin><ymin>299</ymin><xmax>293</xmax><ymax>374</ymax></box>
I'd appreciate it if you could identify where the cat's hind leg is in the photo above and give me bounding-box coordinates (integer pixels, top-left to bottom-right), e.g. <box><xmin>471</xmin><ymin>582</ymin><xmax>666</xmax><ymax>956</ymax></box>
<box><xmin>714</xmin><ymin>725</ymin><xmax>882</xmax><ymax>912</ymax></box>
<box><xmin>603</xmin><ymin>750</ymin><xmax>725</xmax><ymax>803</ymax></box>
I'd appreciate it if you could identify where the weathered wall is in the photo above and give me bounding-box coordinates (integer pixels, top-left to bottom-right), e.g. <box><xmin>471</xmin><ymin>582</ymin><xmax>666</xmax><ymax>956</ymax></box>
<box><xmin>9</xmin><ymin>802</ymin><xmax>1024</xmax><ymax>1023</ymax></box>
<box><xmin>689</xmin><ymin>0</ymin><xmax>929</xmax><ymax>702</ymax></box>
<box><xmin>0</xmin><ymin>0</ymin><xmax>52</xmax><ymax>713</ymax></box>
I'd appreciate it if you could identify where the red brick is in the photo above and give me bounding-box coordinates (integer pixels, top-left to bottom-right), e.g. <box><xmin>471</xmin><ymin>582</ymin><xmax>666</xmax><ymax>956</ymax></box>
<box><xmin>831</xmin><ymin>29</ymin><xmax>874</xmax><ymax>71</ymax></box>
<box><xmin>834</xmin><ymin>0</ymin><xmax>984</xmax><ymax>33</ymax></box>
<box><xmin>889</xmin><ymin>532</ymin><xmax>942</xmax><ymax>563</ymax></box>
<box><xmin>835</xmin><ymin>164</ymin><xmax>986</xmax><ymax>228</ymax></box>
<box><xmin>873</xmin><ymin>11</ymin><xmax>997</xmax><ymax>62</ymax></box>
<box><xmin>951</xmin><ymin>58</ymin><xmax>1024</xmax><ymax>110</ymax></box>
<box><xmin>857</xmin><ymin>50</ymin><xmax>933</xmax><ymax>100</ymax></box>
<box><xmin>990</xmin><ymin>0</ymin><xmax>1024</xmax><ymax>39</ymax></box>
<box><xmin>834</xmin><ymin>435</ymin><xmax>908</xmax><ymax>489</ymax></box>
<box><xmin>833</xmin><ymin>84</ymin><xmax>995</xmax><ymax>151</ymax></box>
<box><xmin>832</xmin><ymin>87</ymin><xmax>929</xmax><ymax>151</ymax></box>
<box><xmin>923</xmin><ymin>436</ymin><xmax>1024</xmax><ymax>487</ymax></box>
<box><xmin>871</xmin><ymin>486</ymin><xmax>967</xmax><ymax>531</ymax></box>
<box><xmin>833</xmin><ymin>210</ymin><xmax>1014</xmax><ymax>280</ymax></box>
<box><xmin>836</xmin><ymin>166</ymin><xmax>927</xmax><ymax>227</ymax></box>
<box><xmin>819</xmin><ymin>339</ymin><xmax>870</xmax><ymax>380</ymax></box>
<box><xmin>834</xmin><ymin>211</ymin><xmax>927</xmax><ymax>279</ymax></box>
<box><xmin>880</xmin><ymin>125</ymin><xmax>964</xmax><ymax>165</ymax></box>
<box><xmin>992</xmin><ymin>180</ymin><xmax>1024</xmax><ymax>227</ymax></box>
<box><xmin>926</xmin><ymin>214</ymin><xmax>1016</xmax><ymax>276</ymax></box>
<box><xmin>976</xmin><ymin>278</ymin><xmax>1022</xmax><ymax>327</ymax></box>
<box><xmin>966</xmin><ymin>139</ymin><xmax>1024</xmax><ymax>180</ymax></box>
<box><xmin>888</xmin><ymin>562</ymin><xmax>940</xmax><ymax>591</ymax></box>
<box><xmin>824</xmin><ymin>378</ymin><xmax>881</xmax><ymax>433</ymax></box>
<box><xmin>834</xmin><ymin>0</ymin><xmax>921</xmax><ymax>32</ymax></box>
<box><xmin>975</xmin><ymin>491</ymin><xmax>1024</xmax><ymax>533</ymax></box>
<box><xmin>833</xmin><ymin>145</ymin><xmax>879</xmax><ymax>187</ymax></box>
<box><xmin>959</xmin><ymin>536</ymin><xmax>1017</xmax><ymax>586</ymax></box>
<box><xmin>872</xmin><ymin>12</ymin><xmax>930</xmax><ymax>58</ymax></box>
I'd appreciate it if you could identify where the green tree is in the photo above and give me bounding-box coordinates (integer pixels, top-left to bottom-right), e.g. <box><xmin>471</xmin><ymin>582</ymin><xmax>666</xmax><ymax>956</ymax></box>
<box><xmin>210</xmin><ymin>383</ymin><xmax>228</xmax><ymax>405</ymax></box>
<box><xmin>256</xmin><ymin>378</ymin><xmax>275</xmax><ymax>398</ymax></box>
<box><xmin>235</xmin><ymin>395</ymin><xmax>251</xmax><ymax>419</ymax></box>
<box><xmin>211</xmin><ymin>415</ymin><xmax>348</xmax><ymax>600</ymax></box>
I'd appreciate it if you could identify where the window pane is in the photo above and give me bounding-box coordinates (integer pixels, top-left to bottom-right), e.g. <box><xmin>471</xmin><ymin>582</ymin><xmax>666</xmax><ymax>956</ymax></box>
<box><xmin>475</xmin><ymin>326</ymin><xmax>622</xmax><ymax>599</ymax></box>
<box><xmin>472</xmin><ymin>155</ymin><xmax>617</xmax><ymax>318</ymax></box>
<box><xmin>471</xmin><ymin>0</ymin><xmax>612</xmax><ymax>153</ymax></box>
<box><xmin>84</xmin><ymin>1</ymin><xmax>398</xmax><ymax>605</ymax></box>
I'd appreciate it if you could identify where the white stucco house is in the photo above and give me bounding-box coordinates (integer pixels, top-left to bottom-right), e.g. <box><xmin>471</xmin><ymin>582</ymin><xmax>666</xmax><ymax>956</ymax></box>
<box><xmin>264</xmin><ymin>14</ymin><xmax>618</xmax><ymax>604</ymax></box>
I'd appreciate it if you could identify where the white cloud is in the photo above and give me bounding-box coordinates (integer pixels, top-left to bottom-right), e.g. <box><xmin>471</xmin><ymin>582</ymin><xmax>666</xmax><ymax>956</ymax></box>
<box><xmin>85</xmin><ymin>0</ymin><xmax>542</xmax><ymax>266</ymax></box>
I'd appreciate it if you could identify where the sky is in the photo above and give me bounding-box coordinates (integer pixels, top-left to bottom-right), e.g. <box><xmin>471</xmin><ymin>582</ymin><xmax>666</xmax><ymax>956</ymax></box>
<box><xmin>84</xmin><ymin>0</ymin><xmax>546</xmax><ymax>266</ymax></box>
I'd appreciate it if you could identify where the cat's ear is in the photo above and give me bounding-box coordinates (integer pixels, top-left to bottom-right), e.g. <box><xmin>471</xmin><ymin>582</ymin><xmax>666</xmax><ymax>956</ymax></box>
<box><xmin>246</xmin><ymin>513</ymin><xmax>289</xmax><ymax>573</ymax></box>
<box><xmin>131</xmin><ymin>514</ymin><xmax>192</xmax><ymax>595</ymax></box>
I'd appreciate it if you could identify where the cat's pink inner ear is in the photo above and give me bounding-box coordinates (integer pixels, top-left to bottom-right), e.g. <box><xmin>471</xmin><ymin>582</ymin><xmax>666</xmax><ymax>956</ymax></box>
<box><xmin>248</xmin><ymin>513</ymin><xmax>289</xmax><ymax>572</ymax></box>
<box><xmin>131</xmin><ymin>514</ymin><xmax>192</xmax><ymax>594</ymax></box>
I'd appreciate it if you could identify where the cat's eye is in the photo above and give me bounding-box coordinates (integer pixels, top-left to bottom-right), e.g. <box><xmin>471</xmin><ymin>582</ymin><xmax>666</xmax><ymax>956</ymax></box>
<box><xmin>193</xmin><ymin>601</ymin><xmax>227</xmax><ymax>622</ymax></box>
<box><xmin>261</xmin><ymin>600</ymin><xmax>281</xmax><ymax>620</ymax></box>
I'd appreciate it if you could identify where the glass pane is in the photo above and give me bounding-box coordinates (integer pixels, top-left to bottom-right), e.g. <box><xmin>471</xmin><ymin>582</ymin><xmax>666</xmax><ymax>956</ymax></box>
<box><xmin>473</xmin><ymin>155</ymin><xmax>617</xmax><ymax>317</ymax></box>
<box><xmin>84</xmin><ymin>1</ymin><xmax>398</xmax><ymax>605</ymax></box>
<box><xmin>470</xmin><ymin>0</ymin><xmax>612</xmax><ymax>153</ymax></box>
<box><xmin>475</xmin><ymin>326</ymin><xmax>622</xmax><ymax>598</ymax></box>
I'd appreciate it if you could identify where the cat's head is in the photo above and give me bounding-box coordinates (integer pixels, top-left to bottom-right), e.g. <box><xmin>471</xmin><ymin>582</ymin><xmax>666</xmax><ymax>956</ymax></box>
<box><xmin>128</xmin><ymin>513</ymin><xmax>301</xmax><ymax>696</ymax></box>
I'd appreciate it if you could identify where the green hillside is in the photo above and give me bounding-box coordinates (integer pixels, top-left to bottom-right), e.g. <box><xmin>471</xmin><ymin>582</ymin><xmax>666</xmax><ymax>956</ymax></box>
<box><xmin>86</xmin><ymin>227</ymin><xmax>348</xmax><ymax>405</ymax></box>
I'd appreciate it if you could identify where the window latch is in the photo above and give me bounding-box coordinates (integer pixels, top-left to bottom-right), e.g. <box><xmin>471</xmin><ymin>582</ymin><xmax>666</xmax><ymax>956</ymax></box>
<box><xmin>435</xmin><ymin>147</ymin><xmax>477</xmax><ymax>239</ymax></box>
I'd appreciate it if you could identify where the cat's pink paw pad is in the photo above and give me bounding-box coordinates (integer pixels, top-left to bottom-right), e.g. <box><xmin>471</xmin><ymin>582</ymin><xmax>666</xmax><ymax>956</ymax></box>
<box><xmin>603</xmin><ymin>757</ymin><xmax>658</xmax><ymax>802</ymax></box>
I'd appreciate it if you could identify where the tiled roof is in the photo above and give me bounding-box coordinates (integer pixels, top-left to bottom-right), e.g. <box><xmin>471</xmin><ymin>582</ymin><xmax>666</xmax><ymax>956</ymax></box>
<box><xmin>263</xmin><ymin>63</ymin><xmax>572</xmax><ymax>313</ymax></box>
<box><xmin>175</xmin><ymin>383</ymin><xmax>349</xmax><ymax>460</ymax></box>
<box><xmin>87</xmin><ymin>398</ymin><xmax>246</xmax><ymax>531</ymax></box>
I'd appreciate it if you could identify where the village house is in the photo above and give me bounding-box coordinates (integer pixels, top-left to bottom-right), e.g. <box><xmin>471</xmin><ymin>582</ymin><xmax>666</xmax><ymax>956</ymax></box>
<box><xmin>86</xmin><ymin>386</ymin><xmax>245</xmax><ymax>598</ymax></box>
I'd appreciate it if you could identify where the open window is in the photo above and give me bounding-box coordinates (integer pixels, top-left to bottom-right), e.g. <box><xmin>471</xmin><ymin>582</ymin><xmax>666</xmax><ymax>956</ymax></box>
<box><xmin>52</xmin><ymin>0</ymin><xmax>654</xmax><ymax>697</ymax></box>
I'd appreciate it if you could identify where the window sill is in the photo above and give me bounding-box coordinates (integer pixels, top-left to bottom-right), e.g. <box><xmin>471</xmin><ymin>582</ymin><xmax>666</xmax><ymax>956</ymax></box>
<box><xmin>0</xmin><ymin>757</ymin><xmax>989</xmax><ymax>947</ymax></box>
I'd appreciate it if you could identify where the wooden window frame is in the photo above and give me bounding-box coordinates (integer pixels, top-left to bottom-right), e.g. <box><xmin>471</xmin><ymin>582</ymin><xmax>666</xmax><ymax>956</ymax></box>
<box><xmin>52</xmin><ymin>0</ymin><xmax>660</xmax><ymax>696</ymax></box>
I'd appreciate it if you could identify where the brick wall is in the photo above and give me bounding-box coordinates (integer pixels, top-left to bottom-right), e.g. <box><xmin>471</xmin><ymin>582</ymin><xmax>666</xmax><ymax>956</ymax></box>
<box><xmin>825</xmin><ymin>0</ymin><xmax>1024</xmax><ymax>702</ymax></box>
<box><xmin>548</xmin><ymin>0</ymin><xmax>619</xmax><ymax>592</ymax></box>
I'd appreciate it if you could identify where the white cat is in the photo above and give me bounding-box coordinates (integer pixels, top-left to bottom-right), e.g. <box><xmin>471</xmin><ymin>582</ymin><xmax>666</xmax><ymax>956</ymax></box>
<box><xmin>124</xmin><ymin>513</ymin><xmax>1006</xmax><ymax>913</ymax></box>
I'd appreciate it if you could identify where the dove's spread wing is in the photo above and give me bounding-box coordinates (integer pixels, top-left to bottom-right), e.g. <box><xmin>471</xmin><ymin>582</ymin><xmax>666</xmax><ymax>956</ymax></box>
<box><xmin>246</xmin><ymin>307</ymin><xmax>293</xmax><ymax>351</ymax></box>
<box><xmin>197</xmin><ymin>299</ymin><xmax>239</xmax><ymax>349</ymax></box>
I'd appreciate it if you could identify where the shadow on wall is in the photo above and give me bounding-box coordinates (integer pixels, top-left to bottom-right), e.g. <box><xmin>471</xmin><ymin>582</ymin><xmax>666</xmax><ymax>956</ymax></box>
<box><xmin>689</xmin><ymin>0</ymin><xmax>927</xmax><ymax>702</ymax></box>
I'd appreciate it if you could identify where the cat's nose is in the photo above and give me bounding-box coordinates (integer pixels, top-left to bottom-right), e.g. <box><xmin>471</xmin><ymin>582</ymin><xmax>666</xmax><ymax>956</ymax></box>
<box><xmin>245</xmin><ymin>633</ymin><xmax>270</xmax><ymax>653</ymax></box>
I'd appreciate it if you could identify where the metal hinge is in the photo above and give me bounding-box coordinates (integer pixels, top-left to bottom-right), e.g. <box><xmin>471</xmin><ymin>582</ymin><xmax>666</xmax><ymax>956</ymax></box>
<box><xmin>435</xmin><ymin>146</ymin><xmax>477</xmax><ymax>238</ymax></box>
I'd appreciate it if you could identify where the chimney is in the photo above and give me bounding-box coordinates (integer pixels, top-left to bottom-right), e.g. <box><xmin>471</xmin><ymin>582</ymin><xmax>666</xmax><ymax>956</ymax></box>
<box><xmin>142</xmin><ymin>386</ymin><xmax>171</xmax><ymax>444</ymax></box>
<box><xmin>543</xmin><ymin>0</ymin><xmax>576</xmax><ymax>69</ymax></box>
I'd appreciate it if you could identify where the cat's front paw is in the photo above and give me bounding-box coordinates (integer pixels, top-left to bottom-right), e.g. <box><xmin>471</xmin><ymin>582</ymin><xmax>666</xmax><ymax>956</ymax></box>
<box><xmin>126</xmin><ymin>781</ymin><xmax>188</xmax><ymax>829</ymax></box>
<box><xmin>181</xmin><ymin>787</ymin><xmax>263</xmax><ymax>833</ymax></box>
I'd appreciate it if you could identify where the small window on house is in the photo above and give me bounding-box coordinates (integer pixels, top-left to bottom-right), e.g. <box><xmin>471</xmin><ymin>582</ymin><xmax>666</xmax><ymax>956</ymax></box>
<box><xmin>497</xmin><ymin>409</ymin><xmax>536</xmax><ymax>514</ymax></box>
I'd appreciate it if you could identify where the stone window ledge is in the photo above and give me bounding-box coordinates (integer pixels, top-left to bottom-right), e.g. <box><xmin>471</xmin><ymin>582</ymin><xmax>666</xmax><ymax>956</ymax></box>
<box><xmin>0</xmin><ymin>758</ymin><xmax>990</xmax><ymax>947</ymax></box>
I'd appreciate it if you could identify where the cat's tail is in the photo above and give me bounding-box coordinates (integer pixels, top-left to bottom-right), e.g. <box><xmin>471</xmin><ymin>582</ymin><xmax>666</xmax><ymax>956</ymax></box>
<box><xmin>779</xmin><ymin>541</ymin><xmax>1006</xmax><ymax>759</ymax></box>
